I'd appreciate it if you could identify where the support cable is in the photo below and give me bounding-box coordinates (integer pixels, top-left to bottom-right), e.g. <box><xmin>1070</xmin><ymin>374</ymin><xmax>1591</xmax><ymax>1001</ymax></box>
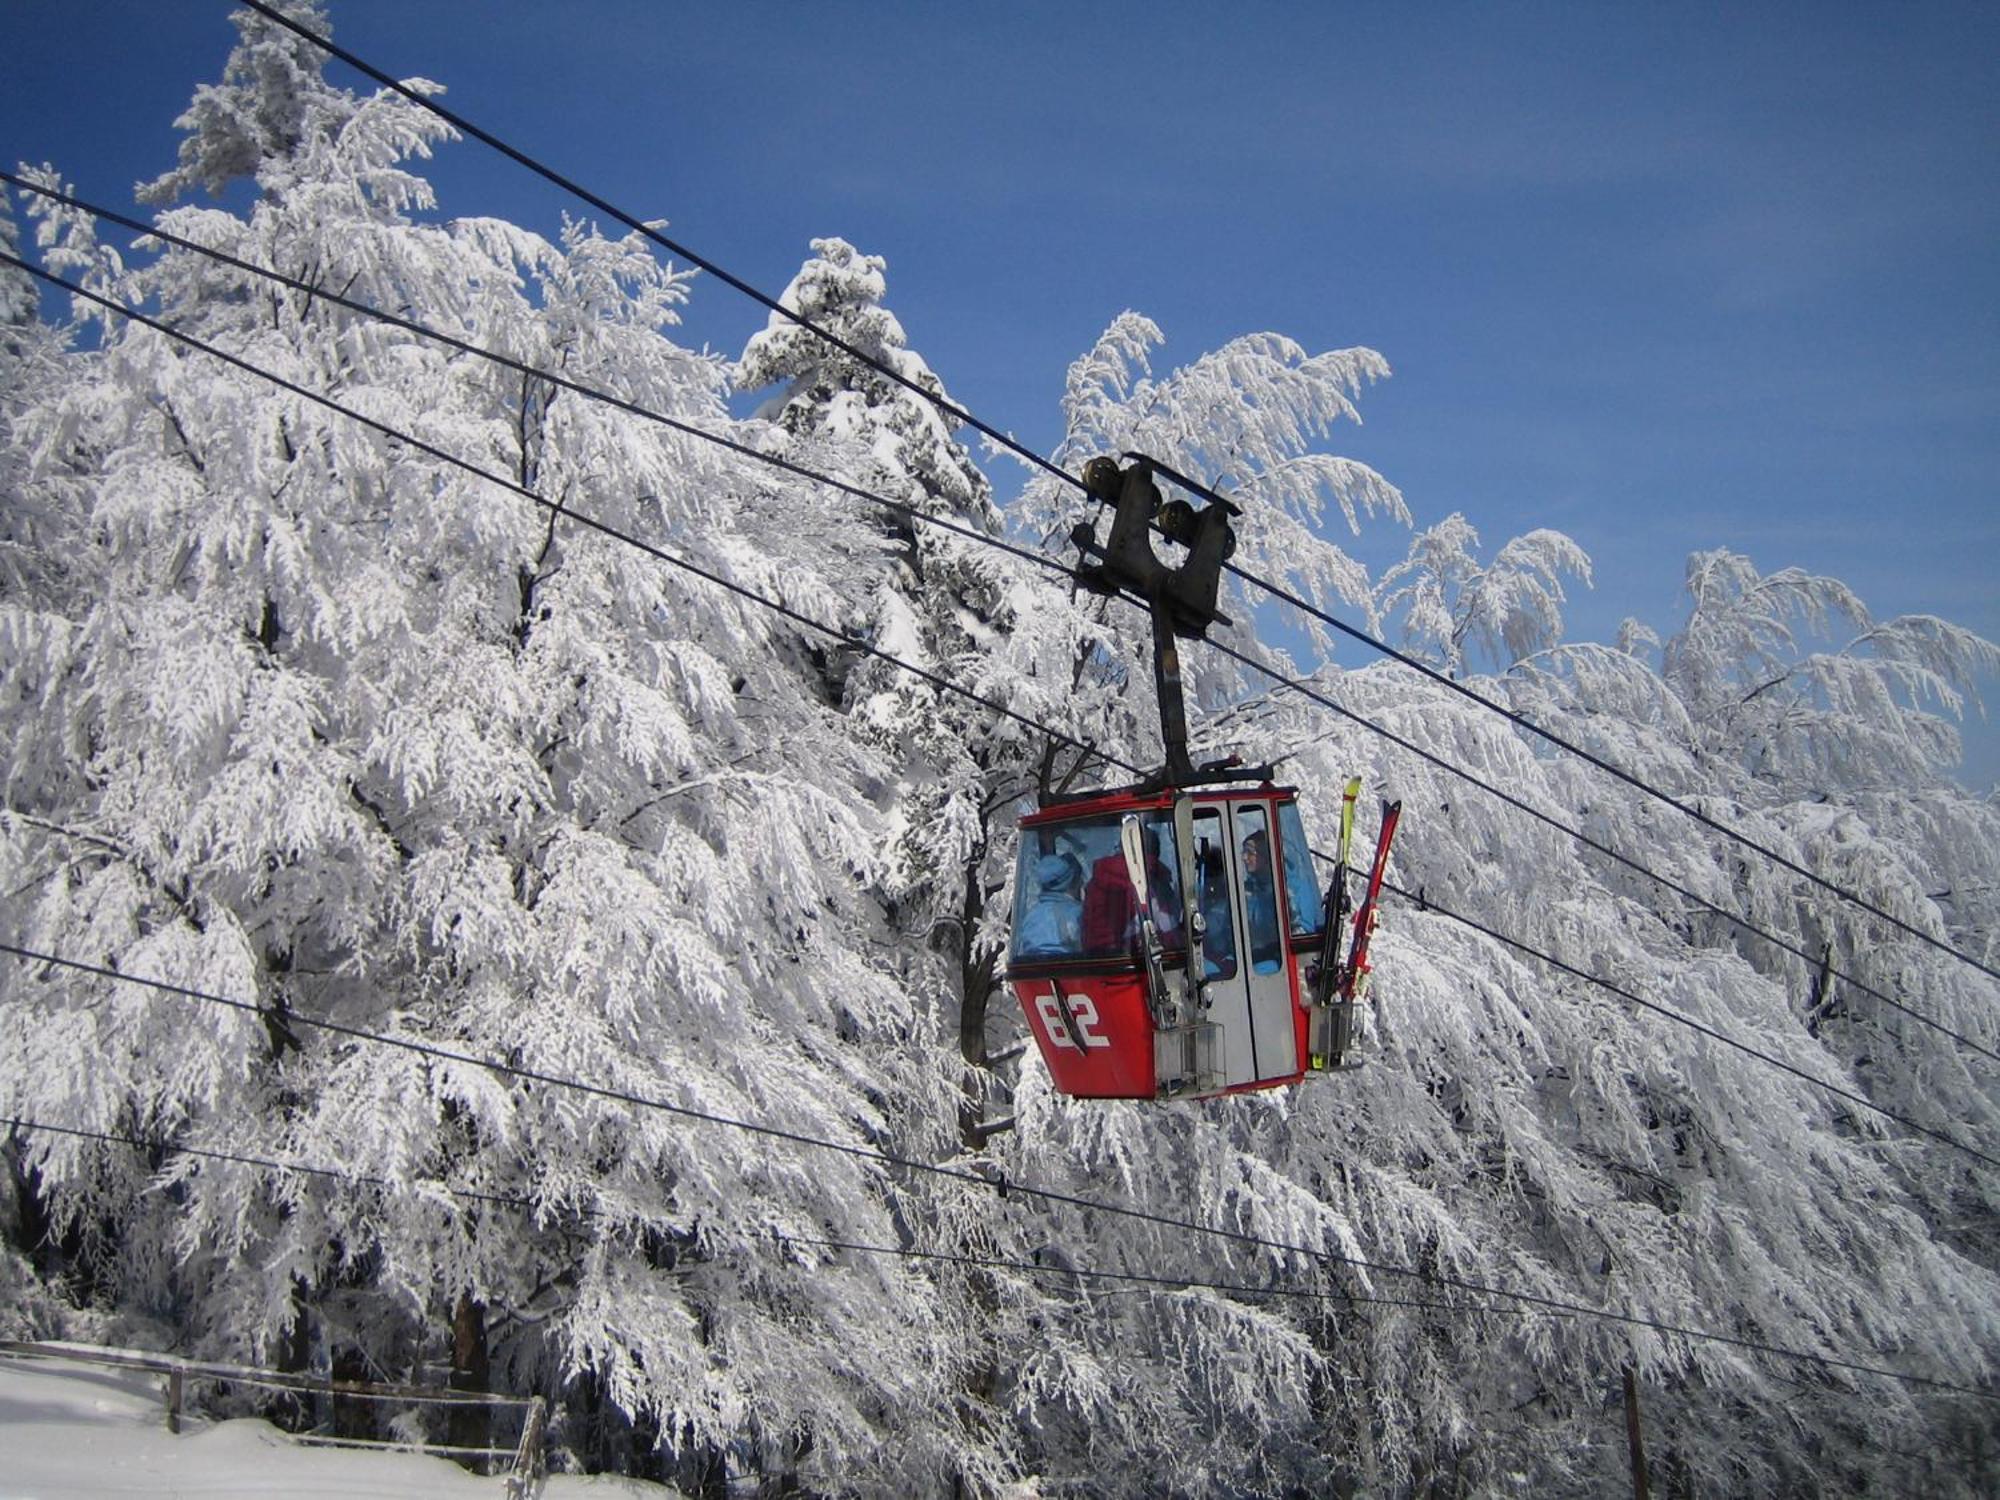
<box><xmin>3</xmin><ymin>950</ymin><xmax>1992</xmax><ymax>1403</ymax></box>
<box><xmin>1223</xmin><ymin>553</ymin><xmax>1996</xmax><ymax>983</ymax></box>
<box><xmin>1203</xmin><ymin>639</ymin><xmax>2000</xmax><ymax>1066</ymax></box>
<box><xmin>229</xmin><ymin>0</ymin><xmax>1993</xmax><ymax>986</ymax></box>
<box><xmin>0</xmin><ymin>172</ymin><xmax>1068</xmax><ymax>589</ymax></box>
<box><xmin>0</xmin><ymin>1114</ymin><xmax>1530</xmax><ymax>1321</ymax></box>
<box><xmin>1364</xmin><ymin>881</ymin><xmax>1999</xmax><ymax>1168</ymax></box>
<box><xmin>3</xmin><ymin>250</ymin><xmax>1992</xmax><ymax>1162</ymax></box>
<box><xmin>4</xmin><ymin>1114</ymin><xmax>542</xmax><ymax>1216</ymax></box>
<box><xmin>5</xmin><ymin>26</ymin><xmax>1991</xmax><ymax>1415</ymax></box>
<box><xmin>0</xmin><ymin>252</ymin><xmax>1113</xmax><ymax>775</ymax></box>
<box><xmin>231</xmin><ymin>0</ymin><xmax>1077</xmax><ymax>496</ymax></box>
<box><xmin>2</xmin><ymin>173</ymin><xmax>1980</xmax><ymax>1067</ymax></box>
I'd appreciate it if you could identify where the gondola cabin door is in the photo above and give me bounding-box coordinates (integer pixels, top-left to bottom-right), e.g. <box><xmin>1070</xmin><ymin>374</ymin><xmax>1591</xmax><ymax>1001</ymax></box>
<box><xmin>1007</xmin><ymin>786</ymin><xmax>1327</xmax><ymax>1100</ymax></box>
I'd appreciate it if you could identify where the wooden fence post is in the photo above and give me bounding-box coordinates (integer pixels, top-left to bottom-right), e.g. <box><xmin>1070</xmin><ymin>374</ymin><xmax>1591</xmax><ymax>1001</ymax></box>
<box><xmin>166</xmin><ymin>1366</ymin><xmax>184</xmax><ymax>1434</ymax></box>
<box><xmin>506</xmin><ymin>1396</ymin><xmax>548</xmax><ymax>1500</ymax></box>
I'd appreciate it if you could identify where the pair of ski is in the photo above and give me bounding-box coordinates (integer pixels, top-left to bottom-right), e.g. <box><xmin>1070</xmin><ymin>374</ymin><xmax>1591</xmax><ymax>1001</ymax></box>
<box><xmin>1309</xmin><ymin>778</ymin><xmax>1402</xmax><ymax>1070</ymax></box>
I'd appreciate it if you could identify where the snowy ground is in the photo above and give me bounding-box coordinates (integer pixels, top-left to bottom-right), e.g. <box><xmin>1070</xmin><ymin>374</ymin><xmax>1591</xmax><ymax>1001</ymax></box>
<box><xmin>0</xmin><ymin>1357</ymin><xmax>674</xmax><ymax>1499</ymax></box>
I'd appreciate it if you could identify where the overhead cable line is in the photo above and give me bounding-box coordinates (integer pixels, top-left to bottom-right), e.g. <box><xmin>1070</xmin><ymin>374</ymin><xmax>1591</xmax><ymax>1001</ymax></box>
<box><xmin>1364</xmin><ymin>881</ymin><xmax>1998</xmax><ymax>1168</ymax></box>
<box><xmin>0</xmin><ymin>939</ymin><xmax>1030</xmax><ymax>1201</ymax></box>
<box><xmin>8</xmin><ymin>177</ymin><xmax>1982</xmax><ymax>1072</ymax></box>
<box><xmin>65</xmin><ymin>1109</ymin><xmax>1972</xmax><ymax>1471</ymax></box>
<box><xmin>242</xmin><ymin>0</ymin><xmax>1994</xmax><ymax>989</ymax></box>
<box><xmin>0</xmin><ymin>1113</ymin><xmax>1538</xmax><ymax>1324</ymax></box>
<box><xmin>8</xmin><ymin>122</ymin><xmax>1990</xmax><ymax>1416</ymax></box>
<box><xmin>4</xmin><ymin>945</ymin><xmax>1991</xmax><ymax>1403</ymax></box>
<box><xmin>1203</xmin><ymin>638</ymin><xmax>2000</xmax><ymax>1068</ymax></box>
<box><xmin>0</xmin><ymin>171</ymin><xmax>1069</xmax><ymax>591</ymax></box>
<box><xmin>0</xmin><ymin>253</ymin><xmax>1110</xmax><ymax>774</ymax></box>
<box><xmin>1219</xmin><ymin>555</ymin><xmax>1997</xmax><ymax>983</ymax></box>
<box><xmin>232</xmin><ymin>0</ymin><xmax>1076</xmax><ymax>496</ymax></box>
<box><xmin>7</xmin><ymin>252</ymin><xmax>1991</xmax><ymax>1161</ymax></box>
<box><xmin>3</xmin><ymin>1114</ymin><xmax>543</xmax><ymax>1217</ymax></box>
<box><xmin>232</xmin><ymin>0</ymin><xmax>1994</xmax><ymax>986</ymax></box>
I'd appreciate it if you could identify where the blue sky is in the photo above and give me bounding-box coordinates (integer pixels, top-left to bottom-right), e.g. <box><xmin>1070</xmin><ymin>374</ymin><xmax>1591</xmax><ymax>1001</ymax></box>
<box><xmin>5</xmin><ymin>1</ymin><xmax>1996</xmax><ymax>782</ymax></box>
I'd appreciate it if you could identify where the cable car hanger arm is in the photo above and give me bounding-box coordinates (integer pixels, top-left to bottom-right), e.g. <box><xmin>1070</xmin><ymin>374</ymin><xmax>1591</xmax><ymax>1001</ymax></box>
<box><xmin>1066</xmin><ymin>455</ymin><xmax>1268</xmax><ymax>791</ymax></box>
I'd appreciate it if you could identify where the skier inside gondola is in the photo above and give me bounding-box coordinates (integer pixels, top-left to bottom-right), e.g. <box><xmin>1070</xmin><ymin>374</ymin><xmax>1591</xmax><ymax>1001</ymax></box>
<box><xmin>1016</xmin><ymin>851</ymin><xmax>1085</xmax><ymax>957</ymax></box>
<box><xmin>1081</xmin><ymin>823</ymin><xmax>1182</xmax><ymax>952</ymax></box>
<box><xmin>1197</xmin><ymin>845</ymin><xmax>1237</xmax><ymax>978</ymax></box>
<box><xmin>1241</xmin><ymin>829</ymin><xmax>1282</xmax><ymax>973</ymax></box>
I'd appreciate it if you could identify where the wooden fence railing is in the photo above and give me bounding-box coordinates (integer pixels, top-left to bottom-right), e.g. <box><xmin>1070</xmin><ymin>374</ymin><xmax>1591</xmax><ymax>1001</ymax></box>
<box><xmin>0</xmin><ymin>1339</ymin><xmax>547</xmax><ymax>1496</ymax></box>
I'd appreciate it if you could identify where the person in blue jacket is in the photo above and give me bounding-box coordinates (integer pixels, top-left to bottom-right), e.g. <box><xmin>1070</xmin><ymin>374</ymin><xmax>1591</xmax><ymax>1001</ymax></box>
<box><xmin>1197</xmin><ymin>846</ymin><xmax>1237</xmax><ymax>977</ymax></box>
<box><xmin>1241</xmin><ymin>831</ymin><xmax>1283</xmax><ymax>973</ymax></box>
<box><xmin>1016</xmin><ymin>852</ymin><xmax>1084</xmax><ymax>958</ymax></box>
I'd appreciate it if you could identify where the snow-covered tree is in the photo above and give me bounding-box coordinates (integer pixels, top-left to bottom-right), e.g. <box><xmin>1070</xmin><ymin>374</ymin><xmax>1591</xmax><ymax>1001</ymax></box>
<box><xmin>136</xmin><ymin>0</ymin><xmax>360</xmax><ymax>208</ymax></box>
<box><xmin>1375</xmin><ymin>510</ymin><xmax>1594</xmax><ymax>678</ymax></box>
<box><xmin>1662</xmin><ymin>548</ymin><xmax>2000</xmax><ymax>795</ymax></box>
<box><xmin>0</xmin><ymin>189</ymin><xmax>37</xmax><ymax>348</ymax></box>
<box><xmin>1280</xmin><ymin>651</ymin><xmax>1997</xmax><ymax>1487</ymax></box>
<box><xmin>0</xmin><ymin>13</ymin><xmax>971</xmax><ymax>1490</ymax></box>
<box><xmin>963</xmin><ymin>321</ymin><xmax>2000</xmax><ymax>1494</ymax></box>
<box><xmin>734</xmin><ymin>238</ymin><xmax>1050</xmax><ymax>1078</ymax></box>
<box><xmin>4</xmin><ymin>6</ymin><xmax>1998</xmax><ymax>1496</ymax></box>
<box><xmin>0</xmin><ymin>182</ymin><xmax>74</xmax><ymax>606</ymax></box>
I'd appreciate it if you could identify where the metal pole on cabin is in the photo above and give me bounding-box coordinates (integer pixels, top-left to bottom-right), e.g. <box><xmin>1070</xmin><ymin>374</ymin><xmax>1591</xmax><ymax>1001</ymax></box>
<box><xmin>1624</xmin><ymin>1366</ymin><xmax>1652</xmax><ymax>1500</ymax></box>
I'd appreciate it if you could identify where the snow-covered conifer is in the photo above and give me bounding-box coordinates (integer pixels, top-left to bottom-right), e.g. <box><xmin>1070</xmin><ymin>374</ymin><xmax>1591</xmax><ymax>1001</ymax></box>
<box><xmin>137</xmin><ymin>1</ymin><xmax>359</xmax><ymax>208</ymax></box>
<box><xmin>3</xmin><ymin>8</ymin><xmax>1998</xmax><ymax>1495</ymax></box>
<box><xmin>735</xmin><ymin>239</ymin><xmax>1058</xmax><ymax>1073</ymax></box>
<box><xmin>0</xmin><ymin>190</ymin><xmax>36</xmax><ymax>348</ymax></box>
<box><xmin>1376</xmin><ymin>510</ymin><xmax>1594</xmax><ymax>678</ymax></box>
<box><xmin>1</xmin><ymin>16</ymin><xmax>971</xmax><ymax>1491</ymax></box>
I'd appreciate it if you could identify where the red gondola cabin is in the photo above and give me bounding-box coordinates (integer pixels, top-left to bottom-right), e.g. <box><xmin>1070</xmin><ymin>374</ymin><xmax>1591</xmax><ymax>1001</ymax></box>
<box><xmin>1007</xmin><ymin>782</ymin><xmax>1330</xmax><ymax>1100</ymax></box>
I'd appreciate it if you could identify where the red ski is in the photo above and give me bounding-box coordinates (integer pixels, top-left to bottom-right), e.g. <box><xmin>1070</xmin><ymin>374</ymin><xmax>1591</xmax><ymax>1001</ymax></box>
<box><xmin>1337</xmin><ymin>800</ymin><xmax>1402</xmax><ymax>1006</ymax></box>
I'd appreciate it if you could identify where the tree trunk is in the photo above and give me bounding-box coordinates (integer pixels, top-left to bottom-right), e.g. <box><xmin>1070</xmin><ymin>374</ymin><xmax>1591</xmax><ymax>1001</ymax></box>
<box><xmin>269</xmin><ymin>1278</ymin><xmax>313</xmax><ymax>1433</ymax></box>
<box><xmin>330</xmin><ymin>1347</ymin><xmax>375</xmax><ymax>1441</ymax></box>
<box><xmin>449</xmin><ymin>1293</ymin><xmax>491</xmax><ymax>1469</ymax></box>
<box><xmin>1624</xmin><ymin>1367</ymin><xmax>1652</xmax><ymax>1500</ymax></box>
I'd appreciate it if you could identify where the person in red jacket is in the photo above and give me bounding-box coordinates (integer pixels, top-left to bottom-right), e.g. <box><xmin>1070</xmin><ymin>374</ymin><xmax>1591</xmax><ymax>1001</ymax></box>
<box><xmin>1080</xmin><ymin>825</ymin><xmax>1181</xmax><ymax>955</ymax></box>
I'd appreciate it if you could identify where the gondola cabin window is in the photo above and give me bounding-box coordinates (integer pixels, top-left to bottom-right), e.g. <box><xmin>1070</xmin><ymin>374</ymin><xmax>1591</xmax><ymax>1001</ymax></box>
<box><xmin>1277</xmin><ymin>800</ymin><xmax>1323</xmax><ymax>937</ymax></box>
<box><xmin>1191</xmin><ymin>807</ymin><xmax>1237</xmax><ymax>981</ymax></box>
<box><xmin>1010</xmin><ymin>812</ymin><xmax>1182</xmax><ymax>965</ymax></box>
<box><xmin>1233</xmin><ymin>804</ymin><xmax>1284</xmax><ymax>974</ymax></box>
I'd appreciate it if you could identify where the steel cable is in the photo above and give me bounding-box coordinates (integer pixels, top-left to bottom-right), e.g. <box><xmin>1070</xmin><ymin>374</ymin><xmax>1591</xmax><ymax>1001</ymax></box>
<box><xmin>4</xmin><ymin>172</ymin><xmax>1984</xmax><ymax>1068</ymax></box>
<box><xmin>4</xmin><ymin>948</ymin><xmax>1992</xmax><ymax>1402</ymax></box>
<box><xmin>230</xmin><ymin>0</ymin><xmax>1996</xmax><ymax>986</ymax></box>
